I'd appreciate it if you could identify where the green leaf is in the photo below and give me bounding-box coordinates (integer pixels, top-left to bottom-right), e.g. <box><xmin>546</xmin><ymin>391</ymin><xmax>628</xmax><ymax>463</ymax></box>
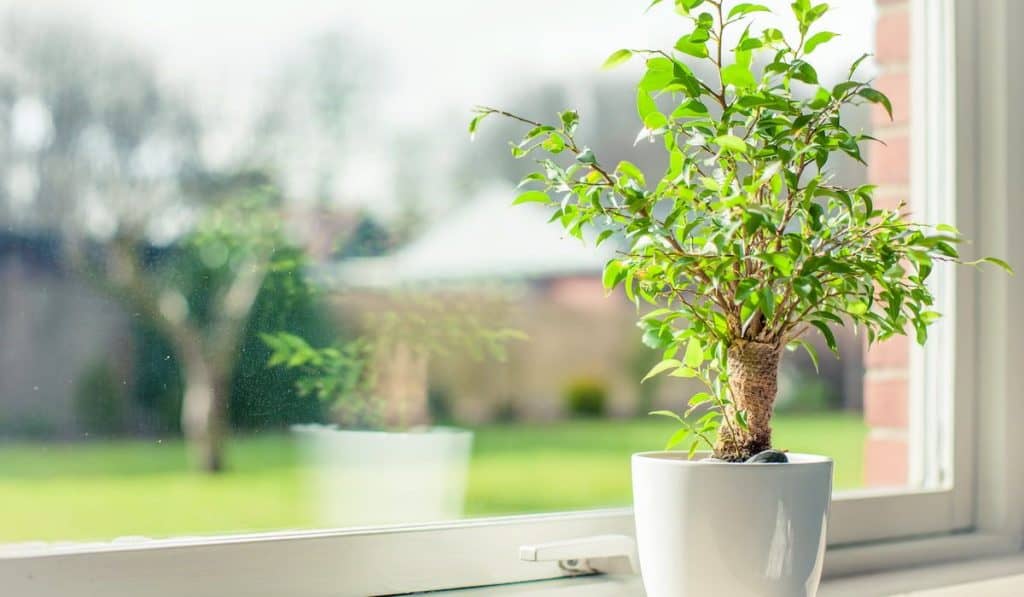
<box><xmin>513</xmin><ymin>190</ymin><xmax>550</xmax><ymax>205</ymax></box>
<box><xmin>847</xmin><ymin>301</ymin><xmax>869</xmax><ymax>316</ymax></box>
<box><xmin>759</xmin><ymin>287</ymin><xmax>775</xmax><ymax>319</ymax></box>
<box><xmin>650</xmin><ymin>410</ymin><xmax>685</xmax><ymax>424</ymax></box>
<box><xmin>721</xmin><ymin>63</ymin><xmax>757</xmax><ymax>89</ymax></box>
<box><xmin>671</xmin><ymin>99</ymin><xmax>709</xmax><ymax>119</ymax></box>
<box><xmin>736</xmin><ymin>37</ymin><xmax>764</xmax><ymax>52</ymax></box>
<box><xmin>602</xmin><ymin>259</ymin><xmax>628</xmax><ymax>290</ymax></box>
<box><xmin>793</xmin><ymin>276</ymin><xmax>821</xmax><ymax>301</ymax></box>
<box><xmin>787</xmin><ymin>339</ymin><xmax>820</xmax><ymax>373</ymax></box>
<box><xmin>712</xmin><ymin>134</ymin><xmax>748</xmax><ymax>154</ymax></box>
<box><xmin>791</xmin><ymin>0</ymin><xmax>811</xmax><ymax>19</ymax></box>
<box><xmin>642</xmin><ymin>359</ymin><xmax>683</xmax><ymax>382</ymax></box>
<box><xmin>735</xmin><ymin>278</ymin><xmax>759</xmax><ymax>303</ymax></box>
<box><xmin>858</xmin><ymin>88</ymin><xmax>893</xmax><ymax>120</ymax></box>
<box><xmin>735</xmin><ymin>410</ymin><xmax>749</xmax><ymax>430</ymax></box>
<box><xmin>560</xmin><ymin>110</ymin><xmax>580</xmax><ymax>133</ymax></box>
<box><xmin>675</xmin><ymin>0</ymin><xmax>705</xmax><ymax>14</ymax></box>
<box><xmin>849</xmin><ymin>52</ymin><xmax>871</xmax><ymax>78</ymax></box>
<box><xmin>468</xmin><ymin>112</ymin><xmax>490</xmax><ymax>139</ymax></box>
<box><xmin>639</xmin><ymin>65</ymin><xmax>674</xmax><ymax>93</ymax></box>
<box><xmin>595</xmin><ymin>229</ymin><xmax>615</xmax><ymax>246</ymax></box>
<box><xmin>804</xmin><ymin>31</ymin><xmax>838</xmax><ymax>54</ymax></box>
<box><xmin>810</xmin><ymin>320</ymin><xmax>839</xmax><ymax>355</ymax></box>
<box><xmin>576</xmin><ymin>148</ymin><xmax>597</xmax><ymax>165</ymax></box>
<box><xmin>617</xmin><ymin>160</ymin><xmax>646</xmax><ymax>185</ymax></box>
<box><xmin>728</xmin><ymin>3</ymin><xmax>771</xmax><ymax>19</ymax></box>
<box><xmin>644</xmin><ymin>111</ymin><xmax>669</xmax><ymax>130</ymax></box>
<box><xmin>603</xmin><ymin>49</ymin><xmax>634</xmax><ymax>70</ymax></box>
<box><xmin>666</xmin><ymin>427</ymin><xmax>691</xmax><ymax>450</ymax></box>
<box><xmin>669</xmin><ymin>366</ymin><xmax>698</xmax><ymax>378</ymax></box>
<box><xmin>636</xmin><ymin>88</ymin><xmax>659</xmax><ymax>121</ymax></box>
<box><xmin>979</xmin><ymin>256</ymin><xmax>1014</xmax><ymax>274</ymax></box>
<box><xmin>757</xmin><ymin>253</ymin><xmax>794</xmax><ymax>276</ymax></box>
<box><xmin>642</xmin><ymin>324</ymin><xmax>675</xmax><ymax>350</ymax></box>
<box><xmin>675</xmin><ymin>35</ymin><xmax>709</xmax><ymax>58</ymax></box>
<box><xmin>683</xmin><ymin>337</ymin><xmax>704</xmax><ymax>368</ymax></box>
<box><xmin>809</xmin><ymin>86</ymin><xmax>831</xmax><ymax>109</ymax></box>
<box><xmin>791</xmin><ymin>61</ymin><xmax>819</xmax><ymax>84</ymax></box>
<box><xmin>541</xmin><ymin>133</ymin><xmax>565</xmax><ymax>153</ymax></box>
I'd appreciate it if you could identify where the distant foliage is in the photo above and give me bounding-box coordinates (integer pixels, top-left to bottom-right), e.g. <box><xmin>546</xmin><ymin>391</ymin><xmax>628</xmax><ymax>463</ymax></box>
<box><xmin>564</xmin><ymin>378</ymin><xmax>609</xmax><ymax>418</ymax></box>
<box><xmin>73</xmin><ymin>359</ymin><xmax>126</xmax><ymax>436</ymax></box>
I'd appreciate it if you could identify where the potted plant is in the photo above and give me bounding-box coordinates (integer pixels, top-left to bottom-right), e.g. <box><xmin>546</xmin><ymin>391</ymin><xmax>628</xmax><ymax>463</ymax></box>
<box><xmin>471</xmin><ymin>0</ymin><xmax>1010</xmax><ymax>595</ymax></box>
<box><xmin>263</xmin><ymin>294</ymin><xmax>523</xmax><ymax>527</ymax></box>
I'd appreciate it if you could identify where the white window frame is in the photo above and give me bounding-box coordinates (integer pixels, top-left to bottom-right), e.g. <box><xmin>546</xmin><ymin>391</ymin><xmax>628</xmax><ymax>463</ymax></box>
<box><xmin>3</xmin><ymin>1</ymin><xmax>1023</xmax><ymax>595</ymax></box>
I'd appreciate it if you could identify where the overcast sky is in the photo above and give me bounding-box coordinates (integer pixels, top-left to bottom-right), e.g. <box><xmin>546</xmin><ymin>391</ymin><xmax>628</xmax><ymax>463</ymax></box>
<box><xmin>3</xmin><ymin>0</ymin><xmax>879</xmax><ymax>213</ymax></box>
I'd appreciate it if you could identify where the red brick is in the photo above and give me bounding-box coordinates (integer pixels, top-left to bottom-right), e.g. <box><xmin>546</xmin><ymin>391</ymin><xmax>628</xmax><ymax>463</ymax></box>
<box><xmin>548</xmin><ymin>276</ymin><xmax>616</xmax><ymax>313</ymax></box>
<box><xmin>865</xmin><ymin>335</ymin><xmax>910</xmax><ymax>369</ymax></box>
<box><xmin>864</xmin><ymin>377</ymin><xmax>909</xmax><ymax>428</ymax></box>
<box><xmin>872</xmin><ymin>72</ymin><xmax>910</xmax><ymax>127</ymax></box>
<box><xmin>867</xmin><ymin>133</ymin><xmax>910</xmax><ymax>186</ymax></box>
<box><xmin>876</xmin><ymin>8</ymin><xmax>911</xmax><ymax>67</ymax></box>
<box><xmin>865</xmin><ymin>435</ymin><xmax>909</xmax><ymax>487</ymax></box>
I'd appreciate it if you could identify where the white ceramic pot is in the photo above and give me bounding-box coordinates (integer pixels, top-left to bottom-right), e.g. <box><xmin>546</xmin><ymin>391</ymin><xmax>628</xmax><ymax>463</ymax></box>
<box><xmin>632</xmin><ymin>451</ymin><xmax>833</xmax><ymax>597</ymax></box>
<box><xmin>293</xmin><ymin>425</ymin><xmax>473</xmax><ymax>527</ymax></box>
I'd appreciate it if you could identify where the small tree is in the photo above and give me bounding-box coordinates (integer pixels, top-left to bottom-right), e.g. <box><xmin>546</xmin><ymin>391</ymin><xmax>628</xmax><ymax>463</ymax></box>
<box><xmin>472</xmin><ymin>0</ymin><xmax>1010</xmax><ymax>461</ymax></box>
<box><xmin>70</xmin><ymin>185</ymin><xmax>299</xmax><ymax>472</ymax></box>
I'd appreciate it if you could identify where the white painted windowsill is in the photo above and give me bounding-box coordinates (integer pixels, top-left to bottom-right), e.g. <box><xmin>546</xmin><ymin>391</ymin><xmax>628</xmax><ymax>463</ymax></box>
<box><xmin>432</xmin><ymin>553</ymin><xmax>1024</xmax><ymax>597</ymax></box>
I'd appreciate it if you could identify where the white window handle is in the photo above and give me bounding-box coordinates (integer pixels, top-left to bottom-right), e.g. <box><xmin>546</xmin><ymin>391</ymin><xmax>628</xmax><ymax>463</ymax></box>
<box><xmin>519</xmin><ymin>534</ymin><xmax>638</xmax><ymax>575</ymax></box>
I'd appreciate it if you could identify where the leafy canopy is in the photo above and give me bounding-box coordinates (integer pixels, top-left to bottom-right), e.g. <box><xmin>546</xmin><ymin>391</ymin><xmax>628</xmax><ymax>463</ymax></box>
<box><xmin>472</xmin><ymin>0</ymin><xmax>1011</xmax><ymax>454</ymax></box>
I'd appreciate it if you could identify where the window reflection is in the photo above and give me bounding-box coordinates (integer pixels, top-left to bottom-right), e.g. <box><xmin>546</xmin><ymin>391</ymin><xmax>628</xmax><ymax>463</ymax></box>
<box><xmin>0</xmin><ymin>0</ymin><xmax>888</xmax><ymax>542</ymax></box>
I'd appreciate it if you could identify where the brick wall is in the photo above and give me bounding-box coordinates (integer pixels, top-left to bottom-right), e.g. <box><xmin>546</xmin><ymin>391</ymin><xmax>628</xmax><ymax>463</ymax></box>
<box><xmin>862</xmin><ymin>0</ymin><xmax>912</xmax><ymax>487</ymax></box>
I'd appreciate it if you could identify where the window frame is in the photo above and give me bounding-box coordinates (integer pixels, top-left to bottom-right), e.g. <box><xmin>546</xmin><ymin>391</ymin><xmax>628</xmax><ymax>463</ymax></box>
<box><xmin>3</xmin><ymin>0</ymin><xmax>1024</xmax><ymax>595</ymax></box>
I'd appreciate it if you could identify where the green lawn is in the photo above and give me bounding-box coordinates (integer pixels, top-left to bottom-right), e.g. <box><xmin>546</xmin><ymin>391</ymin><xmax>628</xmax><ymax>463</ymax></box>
<box><xmin>0</xmin><ymin>413</ymin><xmax>865</xmax><ymax>543</ymax></box>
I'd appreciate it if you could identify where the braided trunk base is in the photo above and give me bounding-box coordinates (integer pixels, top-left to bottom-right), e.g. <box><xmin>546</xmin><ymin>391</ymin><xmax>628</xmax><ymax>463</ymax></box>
<box><xmin>714</xmin><ymin>340</ymin><xmax>782</xmax><ymax>462</ymax></box>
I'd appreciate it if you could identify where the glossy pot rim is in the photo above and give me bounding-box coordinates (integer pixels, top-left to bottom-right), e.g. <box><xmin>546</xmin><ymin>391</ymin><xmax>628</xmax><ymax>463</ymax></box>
<box><xmin>633</xmin><ymin>450</ymin><xmax>833</xmax><ymax>466</ymax></box>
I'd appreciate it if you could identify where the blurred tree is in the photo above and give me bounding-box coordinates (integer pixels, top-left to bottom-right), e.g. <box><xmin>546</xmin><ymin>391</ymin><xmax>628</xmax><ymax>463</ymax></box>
<box><xmin>129</xmin><ymin>240</ymin><xmax>333</xmax><ymax>436</ymax></box>
<box><xmin>72</xmin><ymin>175</ymin><xmax>301</xmax><ymax>472</ymax></box>
<box><xmin>0</xmin><ymin>18</ymin><xmax>323</xmax><ymax>471</ymax></box>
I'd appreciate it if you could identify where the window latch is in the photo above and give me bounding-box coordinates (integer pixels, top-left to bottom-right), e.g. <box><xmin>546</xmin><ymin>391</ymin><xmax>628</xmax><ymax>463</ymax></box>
<box><xmin>519</xmin><ymin>534</ymin><xmax>638</xmax><ymax>575</ymax></box>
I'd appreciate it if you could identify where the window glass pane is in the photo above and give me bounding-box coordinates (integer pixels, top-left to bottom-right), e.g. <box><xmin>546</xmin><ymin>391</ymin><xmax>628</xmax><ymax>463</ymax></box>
<box><xmin>0</xmin><ymin>0</ymin><xmax>928</xmax><ymax>544</ymax></box>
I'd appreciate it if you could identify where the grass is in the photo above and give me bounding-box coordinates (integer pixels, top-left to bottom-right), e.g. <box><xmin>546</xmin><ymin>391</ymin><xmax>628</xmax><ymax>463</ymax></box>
<box><xmin>0</xmin><ymin>413</ymin><xmax>865</xmax><ymax>543</ymax></box>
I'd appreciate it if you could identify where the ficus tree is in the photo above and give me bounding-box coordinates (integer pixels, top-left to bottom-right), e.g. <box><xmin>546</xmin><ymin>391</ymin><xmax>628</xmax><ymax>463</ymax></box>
<box><xmin>471</xmin><ymin>0</ymin><xmax>1011</xmax><ymax>461</ymax></box>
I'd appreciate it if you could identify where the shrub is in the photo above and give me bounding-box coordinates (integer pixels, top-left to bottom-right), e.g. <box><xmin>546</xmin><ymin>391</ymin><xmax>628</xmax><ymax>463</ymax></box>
<box><xmin>564</xmin><ymin>377</ymin><xmax>609</xmax><ymax>418</ymax></box>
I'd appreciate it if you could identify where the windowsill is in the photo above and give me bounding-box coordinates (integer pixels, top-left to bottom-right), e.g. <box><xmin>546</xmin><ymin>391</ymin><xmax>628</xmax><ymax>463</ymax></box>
<box><xmin>429</xmin><ymin>550</ymin><xmax>1024</xmax><ymax>596</ymax></box>
<box><xmin>2</xmin><ymin>526</ymin><xmax>1018</xmax><ymax>596</ymax></box>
